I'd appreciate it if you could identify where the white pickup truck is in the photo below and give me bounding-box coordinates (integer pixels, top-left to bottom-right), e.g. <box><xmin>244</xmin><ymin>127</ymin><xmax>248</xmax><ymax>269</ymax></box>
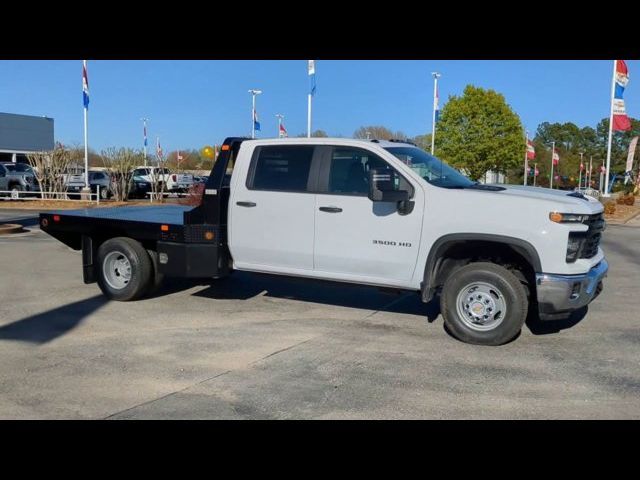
<box><xmin>132</xmin><ymin>166</ymin><xmax>194</xmax><ymax>193</ymax></box>
<box><xmin>40</xmin><ymin>137</ymin><xmax>608</xmax><ymax>346</ymax></box>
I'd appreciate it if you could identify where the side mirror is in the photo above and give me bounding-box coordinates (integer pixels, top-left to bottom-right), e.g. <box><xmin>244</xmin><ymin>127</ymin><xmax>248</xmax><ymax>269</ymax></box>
<box><xmin>368</xmin><ymin>168</ymin><xmax>414</xmax><ymax>215</ymax></box>
<box><xmin>368</xmin><ymin>168</ymin><xmax>409</xmax><ymax>203</ymax></box>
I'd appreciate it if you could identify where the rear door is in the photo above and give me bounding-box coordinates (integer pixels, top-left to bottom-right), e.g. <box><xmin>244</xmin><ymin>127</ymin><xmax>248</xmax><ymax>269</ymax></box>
<box><xmin>229</xmin><ymin>144</ymin><xmax>320</xmax><ymax>273</ymax></box>
<box><xmin>313</xmin><ymin>146</ymin><xmax>424</xmax><ymax>285</ymax></box>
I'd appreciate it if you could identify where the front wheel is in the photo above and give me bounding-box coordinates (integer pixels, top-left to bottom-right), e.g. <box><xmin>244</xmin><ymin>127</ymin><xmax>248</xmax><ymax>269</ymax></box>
<box><xmin>440</xmin><ymin>262</ymin><xmax>528</xmax><ymax>346</ymax></box>
<box><xmin>97</xmin><ymin>237</ymin><xmax>152</xmax><ymax>301</ymax></box>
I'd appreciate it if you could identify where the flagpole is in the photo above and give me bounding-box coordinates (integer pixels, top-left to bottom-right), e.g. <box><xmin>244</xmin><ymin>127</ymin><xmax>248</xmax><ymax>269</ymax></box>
<box><xmin>142</xmin><ymin>118</ymin><xmax>148</xmax><ymax>167</ymax></box>
<box><xmin>524</xmin><ymin>131</ymin><xmax>529</xmax><ymax>186</ymax></box>
<box><xmin>533</xmin><ymin>163</ymin><xmax>537</xmax><ymax>187</ymax></box>
<box><xmin>550</xmin><ymin>141</ymin><xmax>555</xmax><ymax>189</ymax></box>
<box><xmin>589</xmin><ymin>156</ymin><xmax>593</xmax><ymax>188</ymax></box>
<box><xmin>605</xmin><ymin>60</ymin><xmax>617</xmax><ymax>197</ymax></box>
<box><xmin>307</xmin><ymin>94</ymin><xmax>312</xmax><ymax>138</ymax></box>
<box><xmin>83</xmin><ymin>60</ymin><xmax>89</xmax><ymax>190</ymax></box>
<box><xmin>252</xmin><ymin>93</ymin><xmax>256</xmax><ymax>139</ymax></box>
<box><xmin>579</xmin><ymin>152</ymin><xmax>584</xmax><ymax>190</ymax></box>
<box><xmin>431</xmin><ymin>72</ymin><xmax>441</xmax><ymax>155</ymax></box>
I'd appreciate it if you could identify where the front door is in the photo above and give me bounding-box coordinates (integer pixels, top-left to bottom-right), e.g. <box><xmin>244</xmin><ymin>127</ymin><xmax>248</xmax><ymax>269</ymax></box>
<box><xmin>314</xmin><ymin>146</ymin><xmax>424</xmax><ymax>285</ymax></box>
<box><xmin>229</xmin><ymin>145</ymin><xmax>318</xmax><ymax>273</ymax></box>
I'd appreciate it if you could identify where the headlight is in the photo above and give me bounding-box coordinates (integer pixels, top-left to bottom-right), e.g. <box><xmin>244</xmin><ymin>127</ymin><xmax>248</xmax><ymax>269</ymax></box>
<box><xmin>549</xmin><ymin>212</ymin><xmax>590</xmax><ymax>224</ymax></box>
<box><xmin>566</xmin><ymin>233</ymin><xmax>586</xmax><ymax>263</ymax></box>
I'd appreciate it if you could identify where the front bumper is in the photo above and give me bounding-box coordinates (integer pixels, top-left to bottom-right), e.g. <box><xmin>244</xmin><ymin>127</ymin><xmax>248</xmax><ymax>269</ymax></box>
<box><xmin>535</xmin><ymin>259</ymin><xmax>608</xmax><ymax>320</ymax></box>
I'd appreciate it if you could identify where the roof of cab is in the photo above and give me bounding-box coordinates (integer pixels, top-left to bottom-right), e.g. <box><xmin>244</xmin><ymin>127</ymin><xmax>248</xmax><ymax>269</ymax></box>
<box><xmin>240</xmin><ymin>137</ymin><xmax>417</xmax><ymax>149</ymax></box>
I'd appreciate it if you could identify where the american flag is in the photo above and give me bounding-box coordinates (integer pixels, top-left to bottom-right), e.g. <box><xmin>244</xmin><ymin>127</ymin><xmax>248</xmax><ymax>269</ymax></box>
<box><xmin>279</xmin><ymin>122</ymin><xmax>288</xmax><ymax>138</ymax></box>
<box><xmin>82</xmin><ymin>60</ymin><xmax>89</xmax><ymax>109</ymax></box>
<box><xmin>156</xmin><ymin>137</ymin><xmax>163</xmax><ymax>158</ymax></box>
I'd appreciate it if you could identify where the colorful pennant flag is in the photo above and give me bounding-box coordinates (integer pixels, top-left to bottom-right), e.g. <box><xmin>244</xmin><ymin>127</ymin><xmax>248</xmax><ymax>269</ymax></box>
<box><xmin>527</xmin><ymin>139</ymin><xmax>535</xmax><ymax>160</ymax></box>
<box><xmin>308</xmin><ymin>60</ymin><xmax>316</xmax><ymax>96</ymax></box>
<box><xmin>82</xmin><ymin>61</ymin><xmax>90</xmax><ymax>109</ymax></box>
<box><xmin>613</xmin><ymin>60</ymin><xmax>632</xmax><ymax>132</ymax></box>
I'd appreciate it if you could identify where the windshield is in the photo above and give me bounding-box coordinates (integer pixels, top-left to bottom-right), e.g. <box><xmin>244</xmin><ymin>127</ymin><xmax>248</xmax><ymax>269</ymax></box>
<box><xmin>385</xmin><ymin>147</ymin><xmax>474</xmax><ymax>189</ymax></box>
<box><xmin>4</xmin><ymin>163</ymin><xmax>34</xmax><ymax>174</ymax></box>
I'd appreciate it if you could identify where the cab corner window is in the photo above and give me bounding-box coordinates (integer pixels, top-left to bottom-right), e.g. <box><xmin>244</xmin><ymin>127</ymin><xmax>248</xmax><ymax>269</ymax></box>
<box><xmin>250</xmin><ymin>146</ymin><xmax>314</xmax><ymax>193</ymax></box>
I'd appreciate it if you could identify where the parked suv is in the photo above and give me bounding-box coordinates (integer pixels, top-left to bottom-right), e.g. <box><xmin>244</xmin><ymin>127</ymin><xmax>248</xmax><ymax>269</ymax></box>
<box><xmin>0</xmin><ymin>162</ymin><xmax>40</xmax><ymax>196</ymax></box>
<box><xmin>66</xmin><ymin>170</ymin><xmax>113</xmax><ymax>199</ymax></box>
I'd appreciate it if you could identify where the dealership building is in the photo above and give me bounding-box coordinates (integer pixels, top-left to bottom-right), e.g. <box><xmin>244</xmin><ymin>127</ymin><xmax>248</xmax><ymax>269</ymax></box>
<box><xmin>0</xmin><ymin>112</ymin><xmax>55</xmax><ymax>164</ymax></box>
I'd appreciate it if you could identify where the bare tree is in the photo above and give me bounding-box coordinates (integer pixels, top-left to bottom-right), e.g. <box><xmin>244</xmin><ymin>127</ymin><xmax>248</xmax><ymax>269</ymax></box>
<box><xmin>27</xmin><ymin>145</ymin><xmax>75</xmax><ymax>199</ymax></box>
<box><xmin>149</xmin><ymin>151</ymin><xmax>168</xmax><ymax>202</ymax></box>
<box><xmin>102</xmin><ymin>147</ymin><xmax>142</xmax><ymax>202</ymax></box>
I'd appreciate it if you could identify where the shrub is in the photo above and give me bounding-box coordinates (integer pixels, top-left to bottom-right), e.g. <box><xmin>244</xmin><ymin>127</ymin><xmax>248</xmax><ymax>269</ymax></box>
<box><xmin>624</xmin><ymin>194</ymin><xmax>636</xmax><ymax>206</ymax></box>
<box><xmin>604</xmin><ymin>202</ymin><xmax>617</xmax><ymax>215</ymax></box>
<box><xmin>616</xmin><ymin>195</ymin><xmax>626</xmax><ymax>205</ymax></box>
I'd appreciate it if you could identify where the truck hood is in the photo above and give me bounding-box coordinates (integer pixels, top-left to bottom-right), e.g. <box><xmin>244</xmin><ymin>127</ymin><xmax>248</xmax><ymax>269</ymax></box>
<box><xmin>478</xmin><ymin>184</ymin><xmax>603</xmax><ymax>213</ymax></box>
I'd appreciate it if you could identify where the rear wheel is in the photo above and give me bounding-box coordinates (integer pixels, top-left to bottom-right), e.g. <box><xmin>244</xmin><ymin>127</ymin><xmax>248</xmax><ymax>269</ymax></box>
<box><xmin>97</xmin><ymin>237</ymin><xmax>152</xmax><ymax>301</ymax></box>
<box><xmin>440</xmin><ymin>262</ymin><xmax>528</xmax><ymax>346</ymax></box>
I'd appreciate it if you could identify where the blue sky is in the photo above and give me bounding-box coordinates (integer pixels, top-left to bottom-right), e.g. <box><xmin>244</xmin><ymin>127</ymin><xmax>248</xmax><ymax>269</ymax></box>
<box><xmin>0</xmin><ymin>60</ymin><xmax>635</xmax><ymax>152</ymax></box>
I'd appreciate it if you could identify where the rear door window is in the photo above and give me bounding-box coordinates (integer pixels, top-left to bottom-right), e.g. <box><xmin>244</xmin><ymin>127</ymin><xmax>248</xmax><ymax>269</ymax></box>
<box><xmin>249</xmin><ymin>146</ymin><xmax>315</xmax><ymax>193</ymax></box>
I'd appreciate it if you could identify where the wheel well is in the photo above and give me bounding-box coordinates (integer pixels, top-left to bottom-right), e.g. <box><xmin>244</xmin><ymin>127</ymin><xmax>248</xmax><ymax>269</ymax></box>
<box><xmin>423</xmin><ymin>238</ymin><xmax>539</xmax><ymax>303</ymax></box>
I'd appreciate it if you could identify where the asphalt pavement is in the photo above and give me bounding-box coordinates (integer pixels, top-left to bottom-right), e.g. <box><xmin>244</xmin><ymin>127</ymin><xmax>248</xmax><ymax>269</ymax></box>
<box><xmin>0</xmin><ymin>209</ymin><xmax>639</xmax><ymax>419</ymax></box>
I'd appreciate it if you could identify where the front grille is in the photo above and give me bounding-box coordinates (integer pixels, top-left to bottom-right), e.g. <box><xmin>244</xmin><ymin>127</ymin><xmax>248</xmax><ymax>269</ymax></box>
<box><xmin>580</xmin><ymin>213</ymin><xmax>605</xmax><ymax>259</ymax></box>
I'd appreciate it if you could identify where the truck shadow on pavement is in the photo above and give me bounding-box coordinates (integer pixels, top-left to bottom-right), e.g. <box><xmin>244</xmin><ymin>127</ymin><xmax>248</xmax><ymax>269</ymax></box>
<box><xmin>525</xmin><ymin>306</ymin><xmax>589</xmax><ymax>335</ymax></box>
<box><xmin>157</xmin><ymin>272</ymin><xmax>442</xmax><ymax>322</ymax></box>
<box><xmin>0</xmin><ymin>294</ymin><xmax>108</xmax><ymax>344</ymax></box>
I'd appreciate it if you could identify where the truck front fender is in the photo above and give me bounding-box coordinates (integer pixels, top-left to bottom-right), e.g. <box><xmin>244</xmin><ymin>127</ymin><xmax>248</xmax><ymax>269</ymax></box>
<box><xmin>421</xmin><ymin>233</ymin><xmax>542</xmax><ymax>303</ymax></box>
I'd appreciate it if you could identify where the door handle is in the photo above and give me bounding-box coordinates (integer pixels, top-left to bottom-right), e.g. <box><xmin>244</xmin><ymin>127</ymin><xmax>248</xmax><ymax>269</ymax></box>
<box><xmin>236</xmin><ymin>201</ymin><xmax>257</xmax><ymax>208</ymax></box>
<box><xmin>319</xmin><ymin>207</ymin><xmax>343</xmax><ymax>213</ymax></box>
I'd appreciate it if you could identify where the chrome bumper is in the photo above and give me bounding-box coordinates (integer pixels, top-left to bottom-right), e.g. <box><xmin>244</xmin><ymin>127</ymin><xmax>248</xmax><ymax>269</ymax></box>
<box><xmin>536</xmin><ymin>259</ymin><xmax>608</xmax><ymax>321</ymax></box>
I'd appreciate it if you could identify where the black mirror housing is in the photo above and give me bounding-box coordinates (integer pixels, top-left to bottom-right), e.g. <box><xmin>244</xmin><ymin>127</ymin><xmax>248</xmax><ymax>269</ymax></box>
<box><xmin>368</xmin><ymin>169</ymin><xmax>410</xmax><ymax>203</ymax></box>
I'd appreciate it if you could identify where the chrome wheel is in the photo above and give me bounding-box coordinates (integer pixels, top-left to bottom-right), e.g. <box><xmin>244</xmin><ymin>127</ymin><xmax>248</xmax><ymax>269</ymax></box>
<box><xmin>455</xmin><ymin>282</ymin><xmax>507</xmax><ymax>332</ymax></box>
<box><xmin>102</xmin><ymin>251</ymin><xmax>132</xmax><ymax>290</ymax></box>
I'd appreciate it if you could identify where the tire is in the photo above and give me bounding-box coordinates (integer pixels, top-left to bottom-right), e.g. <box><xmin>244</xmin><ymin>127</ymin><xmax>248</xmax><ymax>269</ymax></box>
<box><xmin>440</xmin><ymin>262</ymin><xmax>528</xmax><ymax>346</ymax></box>
<box><xmin>10</xmin><ymin>184</ymin><xmax>24</xmax><ymax>199</ymax></box>
<box><xmin>145</xmin><ymin>249</ymin><xmax>165</xmax><ymax>297</ymax></box>
<box><xmin>100</xmin><ymin>187</ymin><xmax>109</xmax><ymax>200</ymax></box>
<box><xmin>96</xmin><ymin>237</ymin><xmax>152</xmax><ymax>301</ymax></box>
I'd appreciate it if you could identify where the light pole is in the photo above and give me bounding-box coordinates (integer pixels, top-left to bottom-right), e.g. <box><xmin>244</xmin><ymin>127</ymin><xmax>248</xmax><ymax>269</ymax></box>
<box><xmin>248</xmin><ymin>89</ymin><xmax>262</xmax><ymax>139</ymax></box>
<box><xmin>141</xmin><ymin>118</ymin><xmax>148</xmax><ymax>167</ymax></box>
<box><xmin>431</xmin><ymin>72</ymin><xmax>441</xmax><ymax>155</ymax></box>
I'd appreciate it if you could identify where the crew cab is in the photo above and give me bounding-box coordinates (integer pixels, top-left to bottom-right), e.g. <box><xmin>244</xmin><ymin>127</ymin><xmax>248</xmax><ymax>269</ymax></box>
<box><xmin>40</xmin><ymin>138</ymin><xmax>608</xmax><ymax>346</ymax></box>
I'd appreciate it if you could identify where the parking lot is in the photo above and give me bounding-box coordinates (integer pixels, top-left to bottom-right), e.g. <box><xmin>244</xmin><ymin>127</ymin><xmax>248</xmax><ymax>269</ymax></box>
<box><xmin>1</xmin><ymin>208</ymin><xmax>639</xmax><ymax>419</ymax></box>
